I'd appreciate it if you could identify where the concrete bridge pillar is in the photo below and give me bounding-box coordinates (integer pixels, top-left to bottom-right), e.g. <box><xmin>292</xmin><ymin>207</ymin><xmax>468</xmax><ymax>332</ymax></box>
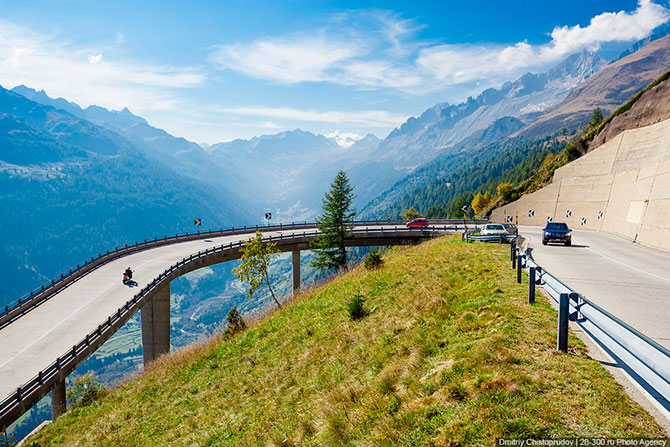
<box><xmin>292</xmin><ymin>250</ymin><xmax>301</xmax><ymax>294</ymax></box>
<box><xmin>141</xmin><ymin>283</ymin><xmax>171</xmax><ymax>366</ymax></box>
<box><xmin>51</xmin><ymin>378</ymin><xmax>66</xmax><ymax>420</ymax></box>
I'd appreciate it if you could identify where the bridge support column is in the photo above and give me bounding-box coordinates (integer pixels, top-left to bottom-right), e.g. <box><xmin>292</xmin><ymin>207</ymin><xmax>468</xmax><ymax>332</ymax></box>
<box><xmin>292</xmin><ymin>250</ymin><xmax>300</xmax><ymax>294</ymax></box>
<box><xmin>51</xmin><ymin>378</ymin><xmax>66</xmax><ymax>420</ymax></box>
<box><xmin>141</xmin><ymin>284</ymin><xmax>170</xmax><ymax>366</ymax></box>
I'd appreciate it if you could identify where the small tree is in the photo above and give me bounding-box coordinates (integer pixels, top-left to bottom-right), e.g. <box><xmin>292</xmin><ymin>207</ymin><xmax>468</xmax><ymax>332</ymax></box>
<box><xmin>312</xmin><ymin>170</ymin><xmax>356</xmax><ymax>272</ymax></box>
<box><xmin>588</xmin><ymin>107</ymin><xmax>604</xmax><ymax>129</ymax></box>
<box><xmin>233</xmin><ymin>231</ymin><xmax>282</xmax><ymax>309</ymax></box>
<box><xmin>347</xmin><ymin>294</ymin><xmax>368</xmax><ymax>320</ymax></box>
<box><xmin>401</xmin><ymin>206</ymin><xmax>422</xmax><ymax>220</ymax></box>
<box><xmin>223</xmin><ymin>306</ymin><xmax>246</xmax><ymax>337</ymax></box>
<box><xmin>0</xmin><ymin>430</ymin><xmax>17</xmax><ymax>447</ymax></box>
<box><xmin>496</xmin><ymin>183</ymin><xmax>514</xmax><ymax>201</ymax></box>
<box><xmin>471</xmin><ymin>192</ymin><xmax>493</xmax><ymax>214</ymax></box>
<box><xmin>66</xmin><ymin>373</ymin><xmax>107</xmax><ymax>409</ymax></box>
<box><xmin>363</xmin><ymin>249</ymin><xmax>383</xmax><ymax>270</ymax></box>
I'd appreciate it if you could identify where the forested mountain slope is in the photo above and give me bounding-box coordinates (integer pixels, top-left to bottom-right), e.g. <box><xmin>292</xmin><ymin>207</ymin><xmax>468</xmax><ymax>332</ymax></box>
<box><xmin>0</xmin><ymin>86</ymin><xmax>249</xmax><ymax>305</ymax></box>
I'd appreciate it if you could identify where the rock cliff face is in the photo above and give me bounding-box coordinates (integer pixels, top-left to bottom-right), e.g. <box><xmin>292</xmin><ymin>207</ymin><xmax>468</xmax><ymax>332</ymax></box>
<box><xmin>589</xmin><ymin>73</ymin><xmax>670</xmax><ymax>149</ymax></box>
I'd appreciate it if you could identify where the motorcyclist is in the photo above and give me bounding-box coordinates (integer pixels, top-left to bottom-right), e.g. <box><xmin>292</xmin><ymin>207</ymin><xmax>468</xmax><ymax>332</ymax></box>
<box><xmin>123</xmin><ymin>267</ymin><xmax>133</xmax><ymax>283</ymax></box>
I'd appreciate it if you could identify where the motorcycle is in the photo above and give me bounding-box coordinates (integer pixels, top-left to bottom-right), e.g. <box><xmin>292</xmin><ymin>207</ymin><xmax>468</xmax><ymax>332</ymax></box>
<box><xmin>122</xmin><ymin>269</ymin><xmax>133</xmax><ymax>285</ymax></box>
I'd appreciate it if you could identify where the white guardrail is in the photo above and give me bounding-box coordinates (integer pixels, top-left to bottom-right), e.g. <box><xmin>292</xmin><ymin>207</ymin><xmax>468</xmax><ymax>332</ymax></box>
<box><xmin>511</xmin><ymin>241</ymin><xmax>670</xmax><ymax>408</ymax></box>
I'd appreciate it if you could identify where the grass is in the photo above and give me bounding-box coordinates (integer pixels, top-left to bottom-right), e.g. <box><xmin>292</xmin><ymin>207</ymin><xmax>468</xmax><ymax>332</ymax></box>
<box><xmin>25</xmin><ymin>237</ymin><xmax>663</xmax><ymax>446</ymax></box>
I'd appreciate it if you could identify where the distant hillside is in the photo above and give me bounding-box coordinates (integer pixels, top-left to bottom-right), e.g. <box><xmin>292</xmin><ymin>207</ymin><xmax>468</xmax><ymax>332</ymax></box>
<box><xmin>368</xmin><ymin>51</ymin><xmax>604</xmax><ymax>172</ymax></box>
<box><xmin>0</xmin><ymin>86</ymin><xmax>248</xmax><ymax>304</ymax></box>
<box><xmin>517</xmin><ymin>35</ymin><xmax>670</xmax><ymax>139</ymax></box>
<box><xmin>11</xmin><ymin>85</ymin><xmax>255</xmax><ymax>210</ymax></box>
<box><xmin>25</xmin><ymin>237</ymin><xmax>663</xmax><ymax>445</ymax></box>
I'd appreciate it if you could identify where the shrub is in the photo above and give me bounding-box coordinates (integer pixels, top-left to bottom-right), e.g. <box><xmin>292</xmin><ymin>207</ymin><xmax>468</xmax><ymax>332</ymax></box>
<box><xmin>563</xmin><ymin>143</ymin><xmax>580</xmax><ymax>161</ymax></box>
<box><xmin>66</xmin><ymin>373</ymin><xmax>107</xmax><ymax>409</ymax></box>
<box><xmin>363</xmin><ymin>249</ymin><xmax>383</xmax><ymax>270</ymax></box>
<box><xmin>223</xmin><ymin>306</ymin><xmax>246</xmax><ymax>337</ymax></box>
<box><xmin>347</xmin><ymin>294</ymin><xmax>368</xmax><ymax>321</ymax></box>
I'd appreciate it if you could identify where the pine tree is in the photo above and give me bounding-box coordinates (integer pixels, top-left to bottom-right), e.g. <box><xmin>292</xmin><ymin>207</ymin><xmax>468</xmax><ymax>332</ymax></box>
<box><xmin>312</xmin><ymin>170</ymin><xmax>356</xmax><ymax>272</ymax></box>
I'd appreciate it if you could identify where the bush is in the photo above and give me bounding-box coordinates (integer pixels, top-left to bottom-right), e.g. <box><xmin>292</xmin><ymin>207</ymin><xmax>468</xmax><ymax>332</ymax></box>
<box><xmin>66</xmin><ymin>373</ymin><xmax>107</xmax><ymax>409</ymax></box>
<box><xmin>347</xmin><ymin>294</ymin><xmax>368</xmax><ymax>321</ymax></box>
<box><xmin>363</xmin><ymin>249</ymin><xmax>383</xmax><ymax>270</ymax></box>
<box><xmin>223</xmin><ymin>306</ymin><xmax>246</xmax><ymax>337</ymax></box>
<box><xmin>563</xmin><ymin>143</ymin><xmax>580</xmax><ymax>161</ymax></box>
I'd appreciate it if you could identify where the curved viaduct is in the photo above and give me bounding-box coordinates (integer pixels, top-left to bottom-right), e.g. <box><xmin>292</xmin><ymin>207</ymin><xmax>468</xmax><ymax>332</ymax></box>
<box><xmin>0</xmin><ymin>220</ymin><xmax>478</xmax><ymax>431</ymax></box>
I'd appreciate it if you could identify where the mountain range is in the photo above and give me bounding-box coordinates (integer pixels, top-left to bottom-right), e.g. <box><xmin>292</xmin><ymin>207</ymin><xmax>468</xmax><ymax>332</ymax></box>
<box><xmin>360</xmin><ymin>34</ymin><xmax>670</xmax><ymax>218</ymax></box>
<box><xmin>0</xmin><ymin>86</ymin><xmax>250</xmax><ymax>302</ymax></box>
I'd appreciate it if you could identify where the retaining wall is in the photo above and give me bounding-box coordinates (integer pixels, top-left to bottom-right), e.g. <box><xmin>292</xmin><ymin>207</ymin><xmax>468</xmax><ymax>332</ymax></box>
<box><xmin>491</xmin><ymin>117</ymin><xmax>670</xmax><ymax>250</ymax></box>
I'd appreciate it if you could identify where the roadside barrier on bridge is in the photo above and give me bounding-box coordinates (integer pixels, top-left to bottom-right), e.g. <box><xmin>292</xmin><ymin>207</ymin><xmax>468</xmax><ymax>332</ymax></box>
<box><xmin>512</xmin><ymin>242</ymin><xmax>670</xmax><ymax>408</ymax></box>
<box><xmin>464</xmin><ymin>232</ymin><xmax>516</xmax><ymax>244</ymax></box>
<box><xmin>0</xmin><ymin>219</ymin><xmax>488</xmax><ymax>329</ymax></box>
<box><xmin>0</xmin><ymin>225</ymin><xmax>464</xmax><ymax>431</ymax></box>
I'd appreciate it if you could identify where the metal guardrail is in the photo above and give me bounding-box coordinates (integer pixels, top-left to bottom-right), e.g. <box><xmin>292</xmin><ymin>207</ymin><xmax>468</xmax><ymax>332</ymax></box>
<box><xmin>465</xmin><ymin>232</ymin><xmax>516</xmax><ymax>243</ymax></box>
<box><xmin>0</xmin><ymin>219</ymin><xmax>487</xmax><ymax>329</ymax></box>
<box><xmin>512</xmin><ymin>242</ymin><xmax>670</xmax><ymax>406</ymax></box>
<box><xmin>0</xmin><ymin>225</ymin><xmax>460</xmax><ymax>429</ymax></box>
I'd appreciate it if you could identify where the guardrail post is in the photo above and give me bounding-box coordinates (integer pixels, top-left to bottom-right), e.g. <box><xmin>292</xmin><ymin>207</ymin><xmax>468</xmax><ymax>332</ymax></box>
<box><xmin>557</xmin><ymin>293</ymin><xmax>569</xmax><ymax>352</ymax></box>
<box><xmin>510</xmin><ymin>241</ymin><xmax>516</xmax><ymax>261</ymax></box>
<box><xmin>512</xmin><ymin>251</ymin><xmax>516</xmax><ymax>269</ymax></box>
<box><xmin>516</xmin><ymin>255</ymin><xmax>522</xmax><ymax>283</ymax></box>
<box><xmin>528</xmin><ymin>267</ymin><xmax>536</xmax><ymax>304</ymax></box>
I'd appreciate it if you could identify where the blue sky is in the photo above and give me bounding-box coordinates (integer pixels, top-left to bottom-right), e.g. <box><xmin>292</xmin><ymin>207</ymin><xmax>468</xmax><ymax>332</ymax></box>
<box><xmin>0</xmin><ymin>1</ymin><xmax>668</xmax><ymax>145</ymax></box>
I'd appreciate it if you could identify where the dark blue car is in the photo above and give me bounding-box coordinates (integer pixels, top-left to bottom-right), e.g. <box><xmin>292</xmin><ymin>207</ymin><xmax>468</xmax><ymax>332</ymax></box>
<box><xmin>542</xmin><ymin>222</ymin><xmax>572</xmax><ymax>246</ymax></box>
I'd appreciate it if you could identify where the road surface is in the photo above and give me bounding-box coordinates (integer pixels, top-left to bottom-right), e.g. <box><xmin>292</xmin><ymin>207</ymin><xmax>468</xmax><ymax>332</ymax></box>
<box><xmin>521</xmin><ymin>226</ymin><xmax>670</xmax><ymax>349</ymax></box>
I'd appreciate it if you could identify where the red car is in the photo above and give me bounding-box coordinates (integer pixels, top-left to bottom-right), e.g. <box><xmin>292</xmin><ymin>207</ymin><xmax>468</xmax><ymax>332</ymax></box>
<box><xmin>406</xmin><ymin>218</ymin><xmax>429</xmax><ymax>228</ymax></box>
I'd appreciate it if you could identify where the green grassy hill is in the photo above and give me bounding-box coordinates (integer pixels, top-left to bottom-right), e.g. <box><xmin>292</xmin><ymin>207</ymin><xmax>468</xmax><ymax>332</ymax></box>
<box><xmin>26</xmin><ymin>237</ymin><xmax>662</xmax><ymax>446</ymax></box>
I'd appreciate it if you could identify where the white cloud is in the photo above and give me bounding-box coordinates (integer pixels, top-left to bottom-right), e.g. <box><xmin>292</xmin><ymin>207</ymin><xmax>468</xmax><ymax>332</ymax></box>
<box><xmin>419</xmin><ymin>0</ymin><xmax>670</xmax><ymax>83</ymax></box>
<box><xmin>216</xmin><ymin>105</ymin><xmax>408</xmax><ymax>128</ymax></box>
<box><xmin>0</xmin><ymin>20</ymin><xmax>205</xmax><ymax>112</ymax></box>
<box><xmin>211</xmin><ymin>1</ymin><xmax>670</xmax><ymax>93</ymax></box>
<box><xmin>212</xmin><ymin>35</ymin><xmax>363</xmax><ymax>84</ymax></box>
<box><xmin>325</xmin><ymin>130</ymin><xmax>364</xmax><ymax>148</ymax></box>
<box><xmin>88</xmin><ymin>53</ymin><xmax>103</xmax><ymax>64</ymax></box>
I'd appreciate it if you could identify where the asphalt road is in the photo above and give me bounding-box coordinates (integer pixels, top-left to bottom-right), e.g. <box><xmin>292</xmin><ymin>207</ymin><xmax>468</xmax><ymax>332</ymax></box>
<box><xmin>521</xmin><ymin>226</ymin><xmax>670</xmax><ymax>350</ymax></box>
<box><xmin>0</xmin><ymin>224</ymin><xmax>454</xmax><ymax>401</ymax></box>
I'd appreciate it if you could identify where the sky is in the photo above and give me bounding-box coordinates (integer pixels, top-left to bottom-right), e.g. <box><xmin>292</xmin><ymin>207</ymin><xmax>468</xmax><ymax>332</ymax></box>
<box><xmin>0</xmin><ymin>0</ymin><xmax>668</xmax><ymax>146</ymax></box>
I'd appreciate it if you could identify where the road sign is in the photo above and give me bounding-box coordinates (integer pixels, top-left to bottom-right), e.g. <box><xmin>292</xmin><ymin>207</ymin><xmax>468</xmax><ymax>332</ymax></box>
<box><xmin>461</xmin><ymin>205</ymin><xmax>467</xmax><ymax>212</ymax></box>
<box><xmin>598</xmin><ymin>210</ymin><xmax>604</xmax><ymax>220</ymax></box>
<box><xmin>506</xmin><ymin>215</ymin><xmax>513</xmax><ymax>223</ymax></box>
<box><xmin>566</xmin><ymin>210</ymin><xmax>572</xmax><ymax>218</ymax></box>
<box><xmin>581</xmin><ymin>217</ymin><xmax>587</xmax><ymax>225</ymax></box>
<box><xmin>547</xmin><ymin>216</ymin><xmax>553</xmax><ymax>222</ymax></box>
<box><xmin>194</xmin><ymin>219</ymin><xmax>201</xmax><ymax>226</ymax></box>
<box><xmin>265</xmin><ymin>212</ymin><xmax>272</xmax><ymax>220</ymax></box>
<box><xmin>528</xmin><ymin>209</ymin><xmax>535</xmax><ymax>217</ymax></box>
